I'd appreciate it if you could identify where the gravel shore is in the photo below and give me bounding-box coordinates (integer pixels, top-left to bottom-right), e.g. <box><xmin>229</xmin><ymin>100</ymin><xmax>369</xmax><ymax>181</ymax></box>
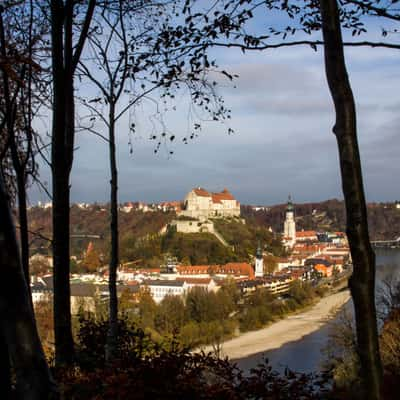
<box><xmin>201</xmin><ymin>290</ymin><xmax>351</xmax><ymax>359</ymax></box>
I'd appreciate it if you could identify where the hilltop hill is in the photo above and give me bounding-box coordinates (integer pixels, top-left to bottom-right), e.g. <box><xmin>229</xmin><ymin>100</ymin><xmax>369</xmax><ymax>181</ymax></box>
<box><xmin>27</xmin><ymin>205</ymin><xmax>284</xmax><ymax>268</ymax></box>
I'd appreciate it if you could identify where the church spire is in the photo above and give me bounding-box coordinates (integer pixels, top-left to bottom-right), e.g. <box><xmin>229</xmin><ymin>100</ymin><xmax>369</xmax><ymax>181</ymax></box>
<box><xmin>287</xmin><ymin>194</ymin><xmax>294</xmax><ymax>212</ymax></box>
<box><xmin>283</xmin><ymin>195</ymin><xmax>296</xmax><ymax>247</ymax></box>
<box><xmin>256</xmin><ymin>241</ymin><xmax>262</xmax><ymax>259</ymax></box>
<box><xmin>254</xmin><ymin>242</ymin><xmax>264</xmax><ymax>278</ymax></box>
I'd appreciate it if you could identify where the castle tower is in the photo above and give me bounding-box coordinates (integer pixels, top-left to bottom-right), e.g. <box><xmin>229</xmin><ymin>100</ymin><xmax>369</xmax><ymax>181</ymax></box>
<box><xmin>283</xmin><ymin>195</ymin><xmax>296</xmax><ymax>246</ymax></box>
<box><xmin>255</xmin><ymin>243</ymin><xmax>264</xmax><ymax>278</ymax></box>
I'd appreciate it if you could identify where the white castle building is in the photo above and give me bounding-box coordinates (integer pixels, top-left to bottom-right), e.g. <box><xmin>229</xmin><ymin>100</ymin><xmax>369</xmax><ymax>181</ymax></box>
<box><xmin>283</xmin><ymin>196</ymin><xmax>296</xmax><ymax>247</ymax></box>
<box><xmin>179</xmin><ymin>187</ymin><xmax>240</xmax><ymax>219</ymax></box>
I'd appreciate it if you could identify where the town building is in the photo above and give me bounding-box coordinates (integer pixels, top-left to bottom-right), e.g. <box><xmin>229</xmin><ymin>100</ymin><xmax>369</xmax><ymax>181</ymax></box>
<box><xmin>31</xmin><ymin>276</ymin><xmax>53</xmax><ymax>303</ymax></box>
<box><xmin>295</xmin><ymin>230</ymin><xmax>318</xmax><ymax>242</ymax></box>
<box><xmin>142</xmin><ymin>280</ymin><xmax>188</xmax><ymax>303</ymax></box>
<box><xmin>313</xmin><ymin>264</ymin><xmax>333</xmax><ymax>278</ymax></box>
<box><xmin>264</xmin><ymin>276</ymin><xmax>293</xmax><ymax>295</ymax></box>
<box><xmin>238</xmin><ymin>275</ymin><xmax>293</xmax><ymax>295</ymax></box>
<box><xmin>179</xmin><ymin>187</ymin><xmax>240</xmax><ymax>219</ymax></box>
<box><xmin>276</xmin><ymin>256</ymin><xmax>303</xmax><ymax>272</ymax></box>
<box><xmin>176</xmin><ymin>277</ymin><xmax>218</xmax><ymax>292</ymax></box>
<box><xmin>174</xmin><ymin>262</ymin><xmax>255</xmax><ymax>280</ymax></box>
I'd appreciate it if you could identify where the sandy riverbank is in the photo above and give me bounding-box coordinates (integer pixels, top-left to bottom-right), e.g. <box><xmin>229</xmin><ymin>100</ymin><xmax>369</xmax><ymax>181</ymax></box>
<box><xmin>200</xmin><ymin>290</ymin><xmax>351</xmax><ymax>360</ymax></box>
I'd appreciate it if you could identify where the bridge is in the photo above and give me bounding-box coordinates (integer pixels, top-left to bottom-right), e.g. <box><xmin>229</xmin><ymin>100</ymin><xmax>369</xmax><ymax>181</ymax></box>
<box><xmin>371</xmin><ymin>237</ymin><xmax>400</xmax><ymax>248</ymax></box>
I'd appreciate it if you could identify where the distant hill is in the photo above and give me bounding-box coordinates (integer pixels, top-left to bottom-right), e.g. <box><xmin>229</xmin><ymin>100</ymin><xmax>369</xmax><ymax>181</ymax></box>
<box><xmin>241</xmin><ymin>200</ymin><xmax>400</xmax><ymax>241</ymax></box>
<box><xmin>27</xmin><ymin>200</ymin><xmax>399</xmax><ymax>268</ymax></box>
<box><xmin>28</xmin><ymin>205</ymin><xmax>175</xmax><ymax>261</ymax></box>
<box><xmin>27</xmin><ymin>205</ymin><xmax>285</xmax><ymax>267</ymax></box>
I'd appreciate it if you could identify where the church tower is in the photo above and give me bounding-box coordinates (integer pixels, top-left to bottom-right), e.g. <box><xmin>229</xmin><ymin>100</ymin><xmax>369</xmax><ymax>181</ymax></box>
<box><xmin>255</xmin><ymin>243</ymin><xmax>264</xmax><ymax>278</ymax></box>
<box><xmin>283</xmin><ymin>195</ymin><xmax>296</xmax><ymax>246</ymax></box>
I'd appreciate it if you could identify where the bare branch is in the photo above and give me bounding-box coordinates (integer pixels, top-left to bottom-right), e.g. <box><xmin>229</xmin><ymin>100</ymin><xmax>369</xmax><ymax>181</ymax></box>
<box><xmin>71</xmin><ymin>0</ymin><xmax>96</xmax><ymax>72</ymax></box>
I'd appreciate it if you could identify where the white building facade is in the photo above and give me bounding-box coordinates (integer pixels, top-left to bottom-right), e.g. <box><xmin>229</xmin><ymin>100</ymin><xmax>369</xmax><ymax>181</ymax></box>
<box><xmin>143</xmin><ymin>280</ymin><xmax>188</xmax><ymax>303</ymax></box>
<box><xmin>179</xmin><ymin>187</ymin><xmax>240</xmax><ymax>219</ymax></box>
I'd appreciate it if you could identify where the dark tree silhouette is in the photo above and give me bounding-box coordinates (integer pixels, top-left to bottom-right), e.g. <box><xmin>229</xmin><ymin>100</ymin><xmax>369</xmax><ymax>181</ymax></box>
<box><xmin>0</xmin><ymin>1</ymin><xmax>42</xmax><ymax>291</ymax></box>
<box><xmin>319</xmin><ymin>1</ymin><xmax>382</xmax><ymax>397</ymax></box>
<box><xmin>0</xmin><ymin>169</ymin><xmax>55</xmax><ymax>398</ymax></box>
<box><xmin>49</xmin><ymin>0</ymin><xmax>96</xmax><ymax>366</ymax></box>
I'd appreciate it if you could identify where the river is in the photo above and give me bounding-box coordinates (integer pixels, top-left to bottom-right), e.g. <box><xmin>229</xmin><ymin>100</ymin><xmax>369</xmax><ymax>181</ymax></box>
<box><xmin>234</xmin><ymin>248</ymin><xmax>400</xmax><ymax>373</ymax></box>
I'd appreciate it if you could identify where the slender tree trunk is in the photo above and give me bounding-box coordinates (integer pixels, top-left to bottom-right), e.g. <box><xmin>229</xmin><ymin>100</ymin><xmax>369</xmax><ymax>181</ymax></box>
<box><xmin>0</xmin><ymin>4</ymin><xmax>31</xmax><ymax>301</ymax></box>
<box><xmin>50</xmin><ymin>0</ymin><xmax>95</xmax><ymax>366</ymax></box>
<box><xmin>51</xmin><ymin>0</ymin><xmax>74</xmax><ymax>366</ymax></box>
<box><xmin>106</xmin><ymin>101</ymin><xmax>119</xmax><ymax>361</ymax></box>
<box><xmin>52</xmin><ymin>172</ymin><xmax>74</xmax><ymax>366</ymax></box>
<box><xmin>0</xmin><ymin>173</ymin><xmax>57</xmax><ymax>399</ymax></box>
<box><xmin>319</xmin><ymin>1</ymin><xmax>382</xmax><ymax>398</ymax></box>
<box><xmin>17</xmin><ymin>171</ymin><xmax>31</xmax><ymax>290</ymax></box>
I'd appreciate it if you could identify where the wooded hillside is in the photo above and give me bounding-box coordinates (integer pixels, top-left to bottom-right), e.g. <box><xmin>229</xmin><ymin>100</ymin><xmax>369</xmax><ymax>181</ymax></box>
<box><xmin>242</xmin><ymin>200</ymin><xmax>400</xmax><ymax>241</ymax></box>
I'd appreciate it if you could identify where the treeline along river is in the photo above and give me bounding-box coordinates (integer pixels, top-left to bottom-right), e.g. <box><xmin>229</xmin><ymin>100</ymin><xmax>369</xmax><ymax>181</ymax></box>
<box><xmin>235</xmin><ymin>248</ymin><xmax>400</xmax><ymax>373</ymax></box>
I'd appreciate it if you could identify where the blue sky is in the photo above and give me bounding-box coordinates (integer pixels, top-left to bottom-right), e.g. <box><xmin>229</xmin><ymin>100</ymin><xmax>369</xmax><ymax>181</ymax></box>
<box><xmin>29</xmin><ymin>5</ymin><xmax>400</xmax><ymax>206</ymax></box>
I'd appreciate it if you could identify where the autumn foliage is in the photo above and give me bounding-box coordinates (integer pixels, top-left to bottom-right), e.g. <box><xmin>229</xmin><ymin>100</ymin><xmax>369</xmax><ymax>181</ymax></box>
<box><xmin>57</xmin><ymin>315</ymin><xmax>328</xmax><ymax>399</ymax></box>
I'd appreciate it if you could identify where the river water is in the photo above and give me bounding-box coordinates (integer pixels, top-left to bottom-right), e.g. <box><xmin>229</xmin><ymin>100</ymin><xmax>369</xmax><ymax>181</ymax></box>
<box><xmin>234</xmin><ymin>248</ymin><xmax>400</xmax><ymax>373</ymax></box>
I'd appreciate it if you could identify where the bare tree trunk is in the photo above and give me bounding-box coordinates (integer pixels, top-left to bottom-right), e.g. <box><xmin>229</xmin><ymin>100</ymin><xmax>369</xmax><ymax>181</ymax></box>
<box><xmin>50</xmin><ymin>0</ymin><xmax>95</xmax><ymax>366</ymax></box>
<box><xmin>0</xmin><ymin>10</ymin><xmax>29</xmax><ymax>287</ymax></box>
<box><xmin>50</xmin><ymin>0</ymin><xmax>74</xmax><ymax>366</ymax></box>
<box><xmin>52</xmin><ymin>172</ymin><xmax>74</xmax><ymax>365</ymax></box>
<box><xmin>319</xmin><ymin>1</ymin><xmax>382</xmax><ymax>398</ymax></box>
<box><xmin>49</xmin><ymin>0</ymin><xmax>95</xmax><ymax>367</ymax></box>
<box><xmin>0</xmin><ymin>173</ymin><xmax>56</xmax><ymax>399</ymax></box>
<box><xmin>0</xmin><ymin>3</ymin><xmax>31</xmax><ymax>300</ymax></box>
<box><xmin>106</xmin><ymin>101</ymin><xmax>119</xmax><ymax>361</ymax></box>
<box><xmin>17</xmin><ymin>170</ymin><xmax>31</xmax><ymax>290</ymax></box>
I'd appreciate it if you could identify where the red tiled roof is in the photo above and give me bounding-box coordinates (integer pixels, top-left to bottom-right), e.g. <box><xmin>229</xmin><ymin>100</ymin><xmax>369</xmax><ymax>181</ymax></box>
<box><xmin>176</xmin><ymin>277</ymin><xmax>212</xmax><ymax>285</ymax></box>
<box><xmin>324</xmin><ymin>247</ymin><xmax>349</xmax><ymax>252</ymax></box>
<box><xmin>126</xmin><ymin>280</ymin><xmax>139</xmax><ymax>285</ymax></box>
<box><xmin>177</xmin><ymin>263</ymin><xmax>254</xmax><ymax>279</ymax></box>
<box><xmin>296</xmin><ymin>230</ymin><xmax>317</xmax><ymax>238</ymax></box>
<box><xmin>319</xmin><ymin>255</ymin><xmax>344</xmax><ymax>264</ymax></box>
<box><xmin>211</xmin><ymin>190</ymin><xmax>235</xmax><ymax>203</ymax></box>
<box><xmin>176</xmin><ymin>265</ymin><xmax>211</xmax><ymax>274</ymax></box>
<box><xmin>192</xmin><ymin>187</ymin><xmax>236</xmax><ymax>202</ymax></box>
<box><xmin>193</xmin><ymin>188</ymin><xmax>211</xmax><ymax>197</ymax></box>
<box><xmin>211</xmin><ymin>194</ymin><xmax>222</xmax><ymax>204</ymax></box>
<box><xmin>137</xmin><ymin>268</ymin><xmax>161</xmax><ymax>274</ymax></box>
<box><xmin>314</xmin><ymin>264</ymin><xmax>332</xmax><ymax>272</ymax></box>
<box><xmin>216</xmin><ymin>263</ymin><xmax>254</xmax><ymax>278</ymax></box>
<box><xmin>159</xmin><ymin>201</ymin><xmax>181</xmax><ymax>207</ymax></box>
<box><xmin>291</xmin><ymin>269</ymin><xmax>305</xmax><ymax>279</ymax></box>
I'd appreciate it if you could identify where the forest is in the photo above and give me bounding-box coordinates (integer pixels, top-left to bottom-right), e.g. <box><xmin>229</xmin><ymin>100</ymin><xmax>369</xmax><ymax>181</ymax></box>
<box><xmin>1</xmin><ymin>0</ymin><xmax>400</xmax><ymax>399</ymax></box>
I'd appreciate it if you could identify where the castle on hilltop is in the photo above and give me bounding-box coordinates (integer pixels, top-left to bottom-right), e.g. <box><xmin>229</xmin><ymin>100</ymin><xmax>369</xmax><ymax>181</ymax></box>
<box><xmin>179</xmin><ymin>187</ymin><xmax>240</xmax><ymax>219</ymax></box>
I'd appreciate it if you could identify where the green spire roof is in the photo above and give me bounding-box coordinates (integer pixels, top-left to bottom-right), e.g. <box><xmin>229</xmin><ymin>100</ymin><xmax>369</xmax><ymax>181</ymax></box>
<box><xmin>256</xmin><ymin>242</ymin><xmax>262</xmax><ymax>258</ymax></box>
<box><xmin>287</xmin><ymin>195</ymin><xmax>294</xmax><ymax>212</ymax></box>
